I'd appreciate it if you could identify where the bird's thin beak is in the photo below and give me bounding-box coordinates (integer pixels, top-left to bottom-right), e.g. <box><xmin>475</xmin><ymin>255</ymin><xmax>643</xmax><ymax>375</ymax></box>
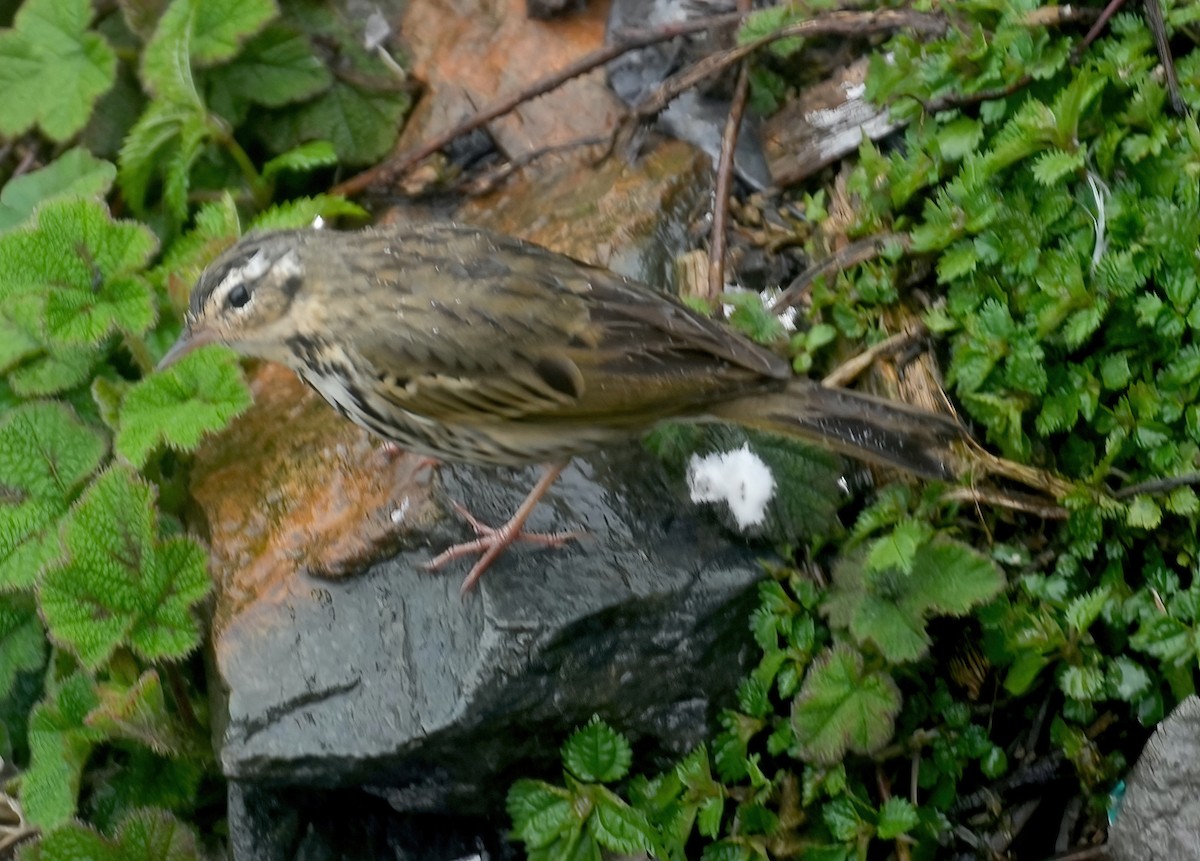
<box><xmin>157</xmin><ymin>327</ymin><xmax>217</xmax><ymax>371</ymax></box>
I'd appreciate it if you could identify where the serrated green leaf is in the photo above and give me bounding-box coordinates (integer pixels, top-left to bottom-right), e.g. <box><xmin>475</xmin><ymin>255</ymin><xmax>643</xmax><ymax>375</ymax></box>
<box><xmin>262</xmin><ymin>140</ymin><xmax>338</xmax><ymax>180</ymax></box>
<box><xmin>507</xmin><ymin>779</ymin><xmax>575</xmax><ymax>849</ymax></box>
<box><xmin>937</xmin><ymin>116</ymin><xmax>984</xmax><ymax>160</ymax></box>
<box><xmin>876</xmin><ymin>796</ymin><xmax>919</xmax><ymax>839</ymax></box>
<box><xmin>865</xmin><ymin>519</ymin><xmax>932</xmax><ymax>575</ymax></box>
<box><xmin>0</xmin><ymin>149</ymin><xmax>115</xmax><ymax>232</ymax></box>
<box><xmin>1031</xmin><ymin>149</ymin><xmax>1085</xmax><ymax>185</ymax></box>
<box><xmin>822</xmin><ymin>796</ymin><xmax>863</xmax><ymax>842</ymax></box>
<box><xmin>39</xmin><ymin>467</ymin><xmax>211</xmax><ymax>668</ymax></box>
<box><xmin>906</xmin><ymin>538</ymin><xmax>1006</xmax><ymax>616</ymax></box>
<box><xmin>589</xmin><ymin>791</ymin><xmax>656</xmax><ymax>855</ymax></box>
<box><xmin>206</xmin><ymin>22</ymin><xmax>331</xmax><ymax>116</ymax></box>
<box><xmin>1109</xmin><ymin>656</ymin><xmax>1152</xmax><ymax>701</ymax></box>
<box><xmin>563</xmin><ymin>716</ymin><xmax>632</xmax><ymax>783</ymax></box>
<box><xmin>248</xmin><ymin>194</ymin><xmax>367</xmax><ymax>232</ymax></box>
<box><xmin>257</xmin><ymin>78</ymin><xmax>408</xmax><ymax>166</ymax></box>
<box><xmin>0</xmin><ymin>197</ymin><xmax>158</xmax><ymax>345</ymax></box>
<box><xmin>1125</xmin><ymin>494</ymin><xmax>1162</xmax><ymax>529</ymax></box>
<box><xmin>88</xmin><ymin>670</ymin><xmax>187</xmax><ymax>755</ymax></box>
<box><xmin>698</xmin><ymin>796</ymin><xmax>723</xmax><ymax>837</ymax></box>
<box><xmin>937</xmin><ymin>242</ymin><xmax>979</xmax><ymax>282</ymax></box>
<box><xmin>116</xmin><ymin>346</ymin><xmax>250</xmax><ymax>467</ymax></box>
<box><xmin>1064</xmin><ymin>586</ymin><xmax>1109</xmax><ymax>634</ymax></box>
<box><xmin>21</xmin><ymin>671</ymin><xmax>103</xmax><ymax>828</ymax></box>
<box><xmin>0</xmin><ymin>0</ymin><xmax>116</xmax><ymax>140</ymax></box>
<box><xmin>1059</xmin><ymin>664</ymin><xmax>1105</xmax><ymax>701</ymax></box>
<box><xmin>0</xmin><ymin>401</ymin><xmax>106</xmax><ymax>590</ymax></box>
<box><xmin>0</xmin><ymin>592</ymin><xmax>45</xmax><ymax>697</ymax></box>
<box><xmin>791</xmin><ymin>645</ymin><xmax>901</xmax><ymax>764</ymax></box>
<box><xmin>191</xmin><ymin>0</ymin><xmax>277</xmax><ymax>66</ymax></box>
<box><xmin>117</xmin><ymin>99</ymin><xmax>212</xmax><ymax>221</ymax></box>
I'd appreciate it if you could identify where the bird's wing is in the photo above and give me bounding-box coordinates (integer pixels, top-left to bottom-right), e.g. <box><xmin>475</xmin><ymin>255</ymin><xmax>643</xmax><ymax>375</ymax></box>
<box><xmin>351</xmin><ymin>227</ymin><xmax>788</xmax><ymax>427</ymax></box>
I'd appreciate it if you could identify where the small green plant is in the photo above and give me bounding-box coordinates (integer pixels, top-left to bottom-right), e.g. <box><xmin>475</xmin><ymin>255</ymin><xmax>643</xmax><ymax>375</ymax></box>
<box><xmin>512</xmin><ymin>1</ymin><xmax>1200</xmax><ymax>857</ymax></box>
<box><xmin>0</xmin><ymin>0</ymin><xmax>403</xmax><ymax>854</ymax></box>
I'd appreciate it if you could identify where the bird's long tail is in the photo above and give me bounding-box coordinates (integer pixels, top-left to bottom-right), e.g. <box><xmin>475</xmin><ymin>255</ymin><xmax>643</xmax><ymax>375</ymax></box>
<box><xmin>710</xmin><ymin>380</ymin><xmax>963</xmax><ymax>480</ymax></box>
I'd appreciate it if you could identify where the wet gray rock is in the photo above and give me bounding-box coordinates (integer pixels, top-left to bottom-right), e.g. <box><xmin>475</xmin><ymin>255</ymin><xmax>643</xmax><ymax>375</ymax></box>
<box><xmin>211</xmin><ymin>444</ymin><xmax>765</xmax><ymax>815</ymax></box>
<box><xmin>1108</xmin><ymin>695</ymin><xmax>1200</xmax><ymax>860</ymax></box>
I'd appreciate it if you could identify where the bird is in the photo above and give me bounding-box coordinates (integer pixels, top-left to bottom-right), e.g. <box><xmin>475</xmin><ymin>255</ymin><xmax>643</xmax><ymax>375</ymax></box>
<box><xmin>159</xmin><ymin>222</ymin><xmax>963</xmax><ymax>592</ymax></box>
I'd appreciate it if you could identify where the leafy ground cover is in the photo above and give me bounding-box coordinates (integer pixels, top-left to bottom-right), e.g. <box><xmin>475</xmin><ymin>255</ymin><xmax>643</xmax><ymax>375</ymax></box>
<box><xmin>0</xmin><ymin>0</ymin><xmax>1196</xmax><ymax>859</ymax></box>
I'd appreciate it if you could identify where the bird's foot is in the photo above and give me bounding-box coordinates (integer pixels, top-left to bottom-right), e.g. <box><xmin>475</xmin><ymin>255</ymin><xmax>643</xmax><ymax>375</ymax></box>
<box><xmin>423</xmin><ymin>462</ymin><xmax>575</xmax><ymax>595</ymax></box>
<box><xmin>424</xmin><ymin>502</ymin><xmax>583</xmax><ymax>594</ymax></box>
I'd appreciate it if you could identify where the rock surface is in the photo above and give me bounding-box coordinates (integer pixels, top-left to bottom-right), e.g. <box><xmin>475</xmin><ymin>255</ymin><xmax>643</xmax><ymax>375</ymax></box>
<box><xmin>1108</xmin><ymin>695</ymin><xmax>1200</xmax><ymax>860</ymax></box>
<box><xmin>192</xmin><ymin>367</ymin><xmax>764</xmax><ymax>804</ymax></box>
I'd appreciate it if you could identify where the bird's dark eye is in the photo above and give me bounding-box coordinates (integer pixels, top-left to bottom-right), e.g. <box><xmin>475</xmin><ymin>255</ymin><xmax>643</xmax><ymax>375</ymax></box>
<box><xmin>227</xmin><ymin>283</ymin><xmax>251</xmax><ymax>309</ymax></box>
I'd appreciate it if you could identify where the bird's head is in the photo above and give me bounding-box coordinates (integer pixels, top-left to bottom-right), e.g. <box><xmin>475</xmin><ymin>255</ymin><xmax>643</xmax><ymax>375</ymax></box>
<box><xmin>158</xmin><ymin>231</ymin><xmax>313</xmax><ymax>370</ymax></box>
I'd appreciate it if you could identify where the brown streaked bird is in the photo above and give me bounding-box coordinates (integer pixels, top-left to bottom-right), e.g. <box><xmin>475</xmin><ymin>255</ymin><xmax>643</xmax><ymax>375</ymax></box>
<box><xmin>160</xmin><ymin>223</ymin><xmax>963</xmax><ymax>592</ymax></box>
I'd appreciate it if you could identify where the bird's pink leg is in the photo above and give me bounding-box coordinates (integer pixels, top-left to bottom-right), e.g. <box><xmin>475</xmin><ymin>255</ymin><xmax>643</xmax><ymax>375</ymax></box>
<box><xmin>423</xmin><ymin>462</ymin><xmax>582</xmax><ymax>594</ymax></box>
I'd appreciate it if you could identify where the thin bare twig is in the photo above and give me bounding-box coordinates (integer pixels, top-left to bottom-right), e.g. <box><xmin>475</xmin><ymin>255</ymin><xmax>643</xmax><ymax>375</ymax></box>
<box><xmin>1143</xmin><ymin>0</ymin><xmax>1185</xmax><ymax>115</ymax></box>
<box><xmin>632</xmin><ymin>10</ymin><xmax>946</xmax><ymax>121</ymax></box>
<box><xmin>772</xmin><ymin>233</ymin><xmax>910</xmax><ymax>313</ymax></box>
<box><xmin>330</xmin><ymin>11</ymin><xmax>755</xmax><ymax>198</ymax></box>
<box><xmin>821</xmin><ymin>328</ymin><xmax>922</xmax><ymax>388</ymax></box>
<box><xmin>1113</xmin><ymin>472</ymin><xmax>1200</xmax><ymax>500</ymax></box>
<box><xmin>332</xmin><ymin>8</ymin><xmax>947</xmax><ymax>197</ymax></box>
<box><xmin>706</xmin><ymin>0</ymin><xmax>752</xmax><ymax>303</ymax></box>
<box><xmin>456</xmin><ymin>134</ymin><xmax>611</xmax><ymax>195</ymax></box>
<box><xmin>943</xmin><ymin>485</ymin><xmax>1069</xmax><ymax>519</ymax></box>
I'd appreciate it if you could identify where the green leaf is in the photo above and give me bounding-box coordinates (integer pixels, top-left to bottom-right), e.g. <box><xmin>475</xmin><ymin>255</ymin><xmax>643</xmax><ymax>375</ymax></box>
<box><xmin>507</xmin><ymin>779</ymin><xmax>575</xmax><ymax>849</ymax></box>
<box><xmin>39</xmin><ymin>467</ymin><xmax>211</xmax><ymax>668</ymax></box>
<box><xmin>88</xmin><ymin>670</ymin><xmax>188</xmax><ymax>755</ymax></box>
<box><xmin>0</xmin><ymin>592</ymin><xmax>45</xmax><ymax>697</ymax></box>
<box><xmin>865</xmin><ymin>519</ymin><xmax>932</xmax><ymax>575</ymax></box>
<box><xmin>0</xmin><ymin>149</ymin><xmax>115</xmax><ymax>232</ymax></box>
<box><xmin>21</xmin><ymin>671</ymin><xmax>103</xmax><ymax>828</ymax></box>
<box><xmin>1109</xmin><ymin>656</ymin><xmax>1152</xmax><ymax>701</ymax></box>
<box><xmin>24</xmin><ymin>807</ymin><xmax>203</xmax><ymax>861</ymax></box>
<box><xmin>0</xmin><ymin>197</ymin><xmax>158</xmax><ymax>345</ymax></box>
<box><xmin>206</xmin><ymin>22</ymin><xmax>331</xmax><ymax>115</ymax></box>
<box><xmin>937</xmin><ymin>116</ymin><xmax>984</xmax><ymax>160</ymax></box>
<box><xmin>0</xmin><ymin>401</ymin><xmax>106</xmax><ymax>590</ymax></box>
<box><xmin>826</xmin><ymin>538</ymin><xmax>1003</xmax><ymax>663</ymax></box>
<box><xmin>1060</xmin><ymin>664</ymin><xmax>1105</xmax><ymax>701</ymax></box>
<box><xmin>562</xmin><ymin>716</ymin><xmax>632</xmax><ymax>783</ymax></box>
<box><xmin>116</xmin><ymin>346</ymin><xmax>251</xmax><ymax>468</ymax></box>
<box><xmin>980</xmin><ymin>745</ymin><xmax>1008</xmax><ymax>778</ymax></box>
<box><xmin>262</xmin><ymin>140</ymin><xmax>338</xmax><ymax>180</ymax></box>
<box><xmin>257</xmin><ymin>78</ymin><xmax>409</xmax><ymax>166</ymax></box>
<box><xmin>822</xmin><ymin>796</ymin><xmax>864</xmax><ymax>842</ymax></box>
<box><xmin>791</xmin><ymin>645</ymin><xmax>902</xmax><ymax>764</ymax></box>
<box><xmin>589</xmin><ymin>790</ymin><xmax>656</xmax><ymax>855</ymax></box>
<box><xmin>698</xmin><ymin>797</ymin><xmax>723</xmax><ymax>838</ymax></box>
<box><xmin>189</xmin><ymin>0</ymin><xmax>277</xmax><ymax>67</ymax></box>
<box><xmin>1125</xmin><ymin>494</ymin><xmax>1162</xmax><ymax>529</ymax></box>
<box><xmin>248</xmin><ymin>194</ymin><xmax>368</xmax><ymax>232</ymax></box>
<box><xmin>1030</xmin><ymin>149</ymin><xmax>1085</xmax><ymax>186</ymax></box>
<box><xmin>876</xmin><ymin>797</ymin><xmax>920</xmax><ymax>839</ymax></box>
<box><xmin>1064</xmin><ymin>587</ymin><xmax>1109</xmax><ymax>634</ymax></box>
<box><xmin>117</xmin><ymin>99</ymin><xmax>211</xmax><ymax>222</ymax></box>
<box><xmin>0</xmin><ymin>0</ymin><xmax>117</xmax><ymax>141</ymax></box>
